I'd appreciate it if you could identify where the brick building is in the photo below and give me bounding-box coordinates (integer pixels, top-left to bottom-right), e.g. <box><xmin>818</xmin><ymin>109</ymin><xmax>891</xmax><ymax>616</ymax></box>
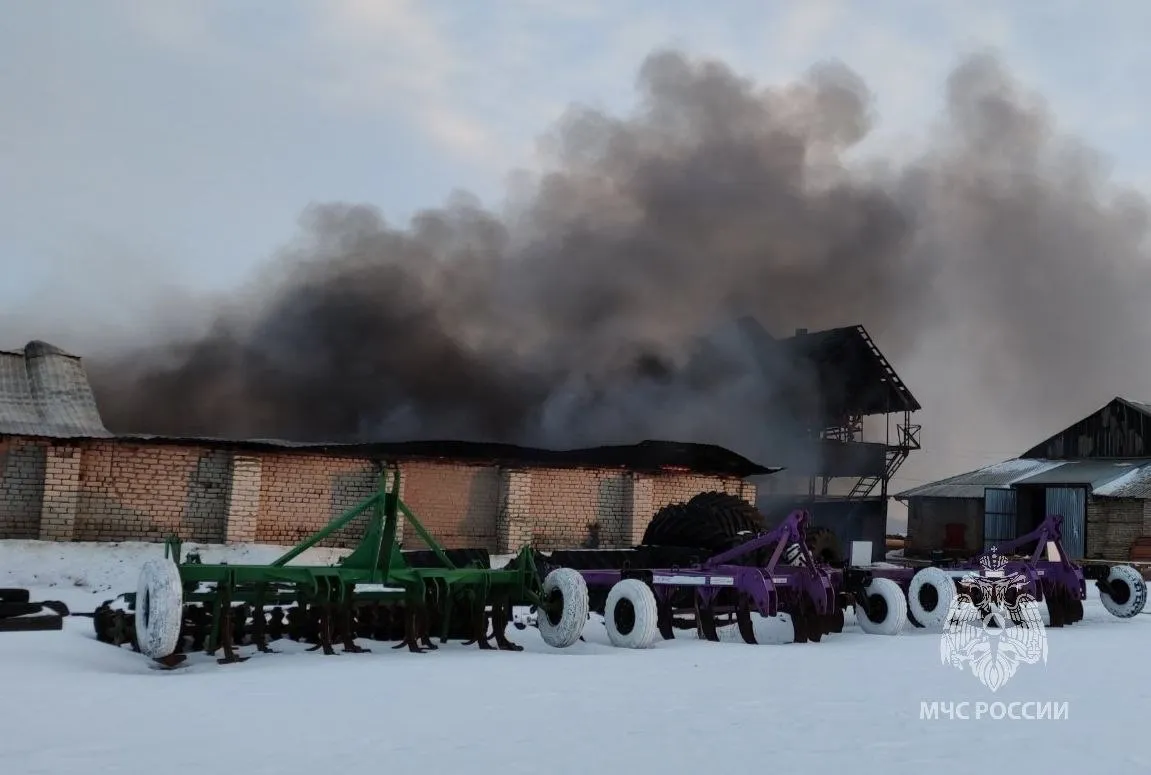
<box><xmin>0</xmin><ymin>341</ymin><xmax>769</xmax><ymax>551</ymax></box>
<box><xmin>895</xmin><ymin>397</ymin><xmax>1151</xmax><ymax>561</ymax></box>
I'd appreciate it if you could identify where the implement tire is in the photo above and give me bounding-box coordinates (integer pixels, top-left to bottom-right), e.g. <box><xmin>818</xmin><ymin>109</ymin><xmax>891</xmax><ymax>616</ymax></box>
<box><xmin>855</xmin><ymin>578</ymin><xmax>907</xmax><ymax>636</ymax></box>
<box><xmin>536</xmin><ymin>568</ymin><xmax>588</xmax><ymax>649</ymax></box>
<box><xmin>1099</xmin><ymin>564</ymin><xmax>1148</xmax><ymax>619</ymax></box>
<box><xmin>0</xmin><ymin>588</ymin><xmax>30</xmax><ymax>604</ymax></box>
<box><xmin>604</xmin><ymin>579</ymin><xmax>659</xmax><ymax>649</ymax></box>
<box><xmin>907</xmin><ymin>567</ymin><xmax>956</xmax><ymax>630</ymax></box>
<box><xmin>642</xmin><ymin>492</ymin><xmax>768</xmax><ymax>563</ymax></box>
<box><xmin>135</xmin><ymin>558</ymin><xmax>184</xmax><ymax>660</ymax></box>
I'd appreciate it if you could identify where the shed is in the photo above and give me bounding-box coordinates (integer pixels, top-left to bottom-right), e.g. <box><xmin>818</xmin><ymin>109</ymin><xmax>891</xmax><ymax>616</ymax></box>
<box><xmin>896</xmin><ymin>396</ymin><xmax>1151</xmax><ymax>560</ymax></box>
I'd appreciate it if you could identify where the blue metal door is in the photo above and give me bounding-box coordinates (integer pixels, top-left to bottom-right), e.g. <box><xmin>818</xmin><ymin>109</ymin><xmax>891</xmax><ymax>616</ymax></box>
<box><xmin>1045</xmin><ymin>487</ymin><xmax>1086</xmax><ymax>559</ymax></box>
<box><xmin>983</xmin><ymin>487</ymin><xmax>1018</xmax><ymax>552</ymax></box>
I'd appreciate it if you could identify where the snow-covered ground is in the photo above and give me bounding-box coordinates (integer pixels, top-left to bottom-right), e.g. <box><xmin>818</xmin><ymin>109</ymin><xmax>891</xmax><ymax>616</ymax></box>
<box><xmin>1</xmin><ymin>538</ymin><xmax>1149</xmax><ymax>774</ymax></box>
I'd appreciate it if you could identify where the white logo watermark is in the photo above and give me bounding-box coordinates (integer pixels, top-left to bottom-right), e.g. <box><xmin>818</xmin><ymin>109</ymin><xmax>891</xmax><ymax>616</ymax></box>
<box><xmin>920</xmin><ymin>701</ymin><xmax>1069</xmax><ymax>721</ymax></box>
<box><xmin>939</xmin><ymin>547</ymin><xmax>1049</xmax><ymax>692</ymax></box>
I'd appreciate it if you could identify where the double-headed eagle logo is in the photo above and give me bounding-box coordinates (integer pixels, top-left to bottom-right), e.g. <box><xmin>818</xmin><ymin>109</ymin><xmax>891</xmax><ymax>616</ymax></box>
<box><xmin>939</xmin><ymin>547</ymin><xmax>1049</xmax><ymax>692</ymax></box>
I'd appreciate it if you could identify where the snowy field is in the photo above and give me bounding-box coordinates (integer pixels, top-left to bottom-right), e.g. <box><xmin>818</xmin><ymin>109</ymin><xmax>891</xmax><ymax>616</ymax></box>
<box><xmin>1</xmin><ymin>539</ymin><xmax>1149</xmax><ymax>775</ymax></box>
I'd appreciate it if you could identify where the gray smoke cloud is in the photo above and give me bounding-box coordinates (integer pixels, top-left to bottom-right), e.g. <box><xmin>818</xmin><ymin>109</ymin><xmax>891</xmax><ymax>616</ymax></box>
<box><xmin>73</xmin><ymin>49</ymin><xmax>1151</xmax><ymax>480</ymax></box>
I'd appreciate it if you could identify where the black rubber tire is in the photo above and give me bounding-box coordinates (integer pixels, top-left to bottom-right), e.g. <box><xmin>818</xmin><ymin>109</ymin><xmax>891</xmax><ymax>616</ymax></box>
<box><xmin>804</xmin><ymin>526</ymin><xmax>844</xmax><ymax>566</ymax></box>
<box><xmin>0</xmin><ymin>602</ymin><xmax>41</xmax><ymax>618</ymax></box>
<box><xmin>642</xmin><ymin>492</ymin><xmax>768</xmax><ymax>562</ymax></box>
<box><xmin>0</xmin><ymin>610</ymin><xmax>63</xmax><ymax>632</ymax></box>
<box><xmin>0</xmin><ymin>589</ymin><xmax>30</xmax><ymax>604</ymax></box>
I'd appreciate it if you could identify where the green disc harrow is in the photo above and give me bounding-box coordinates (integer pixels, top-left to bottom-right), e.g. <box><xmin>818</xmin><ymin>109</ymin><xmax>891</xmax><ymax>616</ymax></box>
<box><xmin>93</xmin><ymin>467</ymin><xmax>590</xmax><ymax>667</ymax></box>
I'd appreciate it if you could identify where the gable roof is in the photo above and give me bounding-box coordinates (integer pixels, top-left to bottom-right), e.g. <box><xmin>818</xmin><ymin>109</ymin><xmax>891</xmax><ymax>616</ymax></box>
<box><xmin>1021</xmin><ymin>397</ymin><xmax>1151</xmax><ymax>459</ymax></box>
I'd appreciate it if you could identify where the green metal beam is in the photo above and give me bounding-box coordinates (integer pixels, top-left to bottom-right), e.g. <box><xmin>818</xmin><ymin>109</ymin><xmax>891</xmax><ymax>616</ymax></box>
<box><xmin>398</xmin><ymin>501</ymin><xmax>458</xmax><ymax>570</ymax></box>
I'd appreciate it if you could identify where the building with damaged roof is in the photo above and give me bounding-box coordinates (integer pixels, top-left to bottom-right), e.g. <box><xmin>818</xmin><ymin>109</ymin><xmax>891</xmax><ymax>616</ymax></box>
<box><xmin>1</xmin><ymin>318</ymin><xmax>921</xmax><ymax>559</ymax></box>
<box><xmin>0</xmin><ymin>339</ymin><xmax>771</xmax><ymax>550</ymax></box>
<box><xmin>896</xmin><ymin>397</ymin><xmax>1151</xmax><ymax>561</ymax></box>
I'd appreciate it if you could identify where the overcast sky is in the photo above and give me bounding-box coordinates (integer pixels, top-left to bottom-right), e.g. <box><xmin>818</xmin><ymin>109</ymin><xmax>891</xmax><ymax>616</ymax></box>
<box><xmin>3</xmin><ymin>1</ymin><xmax>1149</xmax><ymax>513</ymax></box>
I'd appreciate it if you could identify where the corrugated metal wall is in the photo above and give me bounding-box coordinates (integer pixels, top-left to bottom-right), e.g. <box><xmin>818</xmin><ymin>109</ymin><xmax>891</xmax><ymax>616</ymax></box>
<box><xmin>983</xmin><ymin>487</ymin><xmax>1018</xmax><ymax>552</ymax></box>
<box><xmin>1046</xmin><ymin>487</ymin><xmax>1087</xmax><ymax>559</ymax></box>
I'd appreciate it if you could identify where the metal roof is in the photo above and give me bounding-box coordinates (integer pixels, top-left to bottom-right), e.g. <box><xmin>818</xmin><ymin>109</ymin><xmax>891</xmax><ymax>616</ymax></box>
<box><xmin>894</xmin><ymin>458</ymin><xmax>1065</xmax><ymax>500</ymax></box>
<box><xmin>0</xmin><ymin>341</ymin><xmax>112</xmax><ymax>438</ymax></box>
<box><xmin>736</xmin><ymin>317</ymin><xmax>921</xmax><ymax>420</ymax></box>
<box><xmin>897</xmin><ymin>457</ymin><xmax>1151</xmax><ymax>500</ymax></box>
<box><xmin>1084</xmin><ymin>464</ymin><xmax>1151</xmax><ymax>499</ymax></box>
<box><xmin>1011</xmin><ymin>459</ymin><xmax>1151</xmax><ymax>489</ymax></box>
<box><xmin>779</xmin><ymin>324</ymin><xmax>922</xmax><ymax>415</ymax></box>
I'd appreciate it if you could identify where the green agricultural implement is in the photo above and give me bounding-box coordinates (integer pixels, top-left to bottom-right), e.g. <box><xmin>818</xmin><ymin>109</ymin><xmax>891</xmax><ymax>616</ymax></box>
<box><xmin>92</xmin><ymin>467</ymin><xmax>590</xmax><ymax>667</ymax></box>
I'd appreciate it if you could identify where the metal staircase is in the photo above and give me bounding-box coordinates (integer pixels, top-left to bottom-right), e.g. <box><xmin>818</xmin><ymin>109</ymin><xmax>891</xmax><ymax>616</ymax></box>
<box><xmin>846</xmin><ymin>423</ymin><xmax>921</xmax><ymax>499</ymax></box>
<box><xmin>843</xmin><ymin>325</ymin><xmax>921</xmax><ymax>501</ymax></box>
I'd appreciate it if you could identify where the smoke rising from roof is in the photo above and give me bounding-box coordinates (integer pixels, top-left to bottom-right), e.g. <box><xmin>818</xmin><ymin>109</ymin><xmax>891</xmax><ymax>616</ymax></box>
<box><xmin>78</xmin><ymin>49</ymin><xmax>1151</xmax><ymax>475</ymax></box>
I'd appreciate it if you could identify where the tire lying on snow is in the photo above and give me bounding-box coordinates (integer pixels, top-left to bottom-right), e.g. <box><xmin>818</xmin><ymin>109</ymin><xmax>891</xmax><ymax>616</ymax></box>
<box><xmin>604</xmin><ymin>578</ymin><xmax>659</xmax><ymax>649</ymax></box>
<box><xmin>135</xmin><ymin>557</ymin><xmax>184</xmax><ymax>659</ymax></box>
<box><xmin>1098</xmin><ymin>564</ymin><xmax>1148</xmax><ymax>619</ymax></box>
<box><xmin>855</xmin><ymin>577</ymin><xmax>908</xmax><ymax>636</ymax></box>
<box><xmin>536</xmin><ymin>568</ymin><xmax>589</xmax><ymax>648</ymax></box>
<box><xmin>907</xmin><ymin>567</ymin><xmax>957</xmax><ymax>630</ymax></box>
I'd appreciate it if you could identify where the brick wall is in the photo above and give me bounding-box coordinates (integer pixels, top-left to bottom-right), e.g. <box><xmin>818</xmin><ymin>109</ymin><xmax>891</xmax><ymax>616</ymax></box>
<box><xmin>0</xmin><ymin>435</ymin><xmax>757</xmax><ymax>551</ymax></box>
<box><xmin>255</xmin><ymin>452</ymin><xmax>378</xmax><ymax>548</ymax></box>
<box><xmin>1086</xmin><ymin>497</ymin><xmax>1151</xmax><ymax>559</ymax></box>
<box><xmin>0</xmin><ymin>438</ymin><xmax>46</xmax><ymax>539</ymax></box>
<box><xmin>511</xmin><ymin>469</ymin><xmax>757</xmax><ymax>551</ymax></box>
<box><xmin>526</xmin><ymin>468</ymin><xmax>630</xmax><ymax>549</ymax></box>
<box><xmin>652</xmin><ymin>474</ymin><xmax>755</xmax><ymax>512</ymax></box>
<box><xmin>401</xmin><ymin>462</ymin><xmax>500</xmax><ymax>550</ymax></box>
<box><xmin>75</xmin><ymin>441</ymin><xmax>230</xmax><ymax>543</ymax></box>
<box><xmin>41</xmin><ymin>445</ymin><xmax>81</xmax><ymax>541</ymax></box>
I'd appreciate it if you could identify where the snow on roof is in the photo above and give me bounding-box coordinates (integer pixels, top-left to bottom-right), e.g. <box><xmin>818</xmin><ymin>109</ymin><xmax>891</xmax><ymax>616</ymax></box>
<box><xmin>1011</xmin><ymin>459</ymin><xmax>1151</xmax><ymax>489</ymax></box>
<box><xmin>898</xmin><ymin>456</ymin><xmax>1151</xmax><ymax>501</ymax></box>
<box><xmin>894</xmin><ymin>458</ymin><xmax>1065</xmax><ymax>500</ymax></box>
<box><xmin>1091</xmin><ymin>464</ymin><xmax>1151</xmax><ymax>499</ymax></box>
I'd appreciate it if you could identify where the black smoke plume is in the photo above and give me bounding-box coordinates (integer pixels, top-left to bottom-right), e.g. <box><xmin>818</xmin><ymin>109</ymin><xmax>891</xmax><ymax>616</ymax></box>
<box><xmin>80</xmin><ymin>49</ymin><xmax>1151</xmax><ymax>480</ymax></box>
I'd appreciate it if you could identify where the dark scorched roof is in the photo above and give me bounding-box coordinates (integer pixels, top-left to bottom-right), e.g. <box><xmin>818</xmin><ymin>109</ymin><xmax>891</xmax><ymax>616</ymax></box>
<box><xmin>100</xmin><ymin>436</ymin><xmax>780</xmax><ymax>478</ymax></box>
<box><xmin>738</xmin><ymin>318</ymin><xmax>921</xmax><ymax>420</ymax></box>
